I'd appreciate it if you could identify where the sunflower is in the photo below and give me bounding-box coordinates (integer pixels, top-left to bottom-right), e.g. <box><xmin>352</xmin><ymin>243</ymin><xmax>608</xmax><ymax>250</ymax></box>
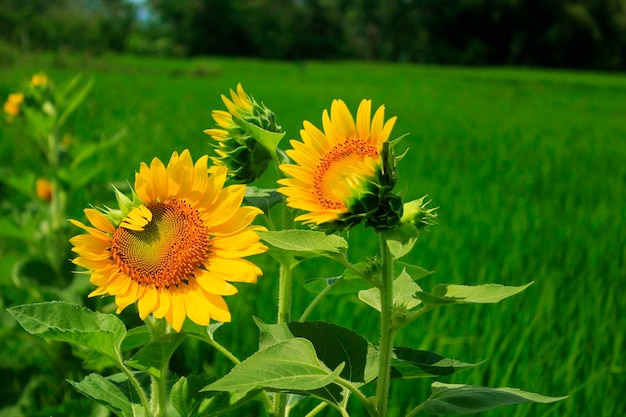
<box><xmin>204</xmin><ymin>84</ymin><xmax>281</xmax><ymax>184</ymax></box>
<box><xmin>70</xmin><ymin>150</ymin><xmax>267</xmax><ymax>331</ymax></box>
<box><xmin>3</xmin><ymin>93</ymin><xmax>23</xmax><ymax>118</ymax></box>
<box><xmin>30</xmin><ymin>72</ymin><xmax>49</xmax><ymax>88</ymax></box>
<box><xmin>277</xmin><ymin>99</ymin><xmax>403</xmax><ymax>232</ymax></box>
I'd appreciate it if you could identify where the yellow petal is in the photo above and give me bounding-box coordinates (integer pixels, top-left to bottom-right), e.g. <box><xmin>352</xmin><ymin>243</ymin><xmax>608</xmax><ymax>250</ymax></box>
<box><xmin>137</xmin><ymin>286</ymin><xmax>159</xmax><ymax>319</ymax></box>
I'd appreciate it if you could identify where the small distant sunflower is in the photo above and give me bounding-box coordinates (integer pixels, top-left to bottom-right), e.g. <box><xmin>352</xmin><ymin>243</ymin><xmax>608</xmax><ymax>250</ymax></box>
<box><xmin>3</xmin><ymin>93</ymin><xmax>23</xmax><ymax>118</ymax></box>
<box><xmin>277</xmin><ymin>99</ymin><xmax>403</xmax><ymax>232</ymax></box>
<box><xmin>204</xmin><ymin>84</ymin><xmax>281</xmax><ymax>183</ymax></box>
<box><xmin>30</xmin><ymin>72</ymin><xmax>49</xmax><ymax>88</ymax></box>
<box><xmin>70</xmin><ymin>150</ymin><xmax>267</xmax><ymax>331</ymax></box>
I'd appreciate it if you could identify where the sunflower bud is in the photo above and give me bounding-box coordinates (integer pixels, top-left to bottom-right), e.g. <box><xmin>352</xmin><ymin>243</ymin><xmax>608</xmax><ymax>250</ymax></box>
<box><xmin>205</xmin><ymin>84</ymin><xmax>282</xmax><ymax>183</ymax></box>
<box><xmin>400</xmin><ymin>196</ymin><xmax>438</xmax><ymax>229</ymax></box>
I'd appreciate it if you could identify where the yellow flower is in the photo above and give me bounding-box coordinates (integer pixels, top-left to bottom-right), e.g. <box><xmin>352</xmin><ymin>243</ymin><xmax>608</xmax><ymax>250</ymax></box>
<box><xmin>277</xmin><ymin>99</ymin><xmax>402</xmax><ymax>231</ymax></box>
<box><xmin>3</xmin><ymin>93</ymin><xmax>23</xmax><ymax>117</ymax></box>
<box><xmin>204</xmin><ymin>83</ymin><xmax>281</xmax><ymax>183</ymax></box>
<box><xmin>70</xmin><ymin>150</ymin><xmax>268</xmax><ymax>331</ymax></box>
<box><xmin>31</xmin><ymin>72</ymin><xmax>49</xmax><ymax>87</ymax></box>
<box><xmin>36</xmin><ymin>178</ymin><xmax>53</xmax><ymax>202</ymax></box>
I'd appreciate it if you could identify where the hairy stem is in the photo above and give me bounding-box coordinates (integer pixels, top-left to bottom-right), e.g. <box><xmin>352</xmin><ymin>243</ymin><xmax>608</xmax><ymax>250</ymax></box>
<box><xmin>375</xmin><ymin>234</ymin><xmax>395</xmax><ymax>416</ymax></box>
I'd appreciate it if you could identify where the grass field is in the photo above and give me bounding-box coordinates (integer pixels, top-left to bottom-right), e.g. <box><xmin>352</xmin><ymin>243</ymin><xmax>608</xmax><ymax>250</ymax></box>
<box><xmin>1</xmin><ymin>53</ymin><xmax>625</xmax><ymax>416</ymax></box>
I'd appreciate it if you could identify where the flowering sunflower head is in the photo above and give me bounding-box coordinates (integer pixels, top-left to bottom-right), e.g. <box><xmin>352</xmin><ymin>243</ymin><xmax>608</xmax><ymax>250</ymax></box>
<box><xmin>277</xmin><ymin>99</ymin><xmax>405</xmax><ymax>232</ymax></box>
<box><xmin>69</xmin><ymin>150</ymin><xmax>268</xmax><ymax>331</ymax></box>
<box><xmin>204</xmin><ymin>83</ymin><xmax>282</xmax><ymax>184</ymax></box>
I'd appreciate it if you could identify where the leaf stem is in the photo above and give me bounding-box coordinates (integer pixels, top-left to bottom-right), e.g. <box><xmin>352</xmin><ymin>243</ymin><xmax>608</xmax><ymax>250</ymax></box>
<box><xmin>405</xmin><ymin>403</ymin><xmax>425</xmax><ymax>417</ymax></box>
<box><xmin>298</xmin><ymin>277</ymin><xmax>342</xmax><ymax>322</ymax></box>
<box><xmin>375</xmin><ymin>233</ymin><xmax>395</xmax><ymax>416</ymax></box>
<box><xmin>304</xmin><ymin>402</ymin><xmax>329</xmax><ymax>417</ymax></box>
<box><xmin>204</xmin><ymin>335</ymin><xmax>241</xmax><ymax>366</ymax></box>
<box><xmin>116</xmin><ymin>359</ymin><xmax>152</xmax><ymax>415</ymax></box>
<box><xmin>335</xmin><ymin>377</ymin><xmax>378</xmax><ymax>417</ymax></box>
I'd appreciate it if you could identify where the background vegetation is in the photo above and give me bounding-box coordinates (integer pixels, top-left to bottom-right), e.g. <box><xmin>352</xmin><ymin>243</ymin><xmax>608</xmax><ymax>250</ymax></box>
<box><xmin>1</xmin><ymin>0</ymin><xmax>626</xmax><ymax>70</ymax></box>
<box><xmin>0</xmin><ymin>52</ymin><xmax>624</xmax><ymax>416</ymax></box>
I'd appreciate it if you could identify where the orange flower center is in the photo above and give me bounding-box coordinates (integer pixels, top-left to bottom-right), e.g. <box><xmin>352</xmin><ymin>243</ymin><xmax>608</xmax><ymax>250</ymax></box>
<box><xmin>111</xmin><ymin>200</ymin><xmax>211</xmax><ymax>288</ymax></box>
<box><xmin>313</xmin><ymin>139</ymin><xmax>378</xmax><ymax>209</ymax></box>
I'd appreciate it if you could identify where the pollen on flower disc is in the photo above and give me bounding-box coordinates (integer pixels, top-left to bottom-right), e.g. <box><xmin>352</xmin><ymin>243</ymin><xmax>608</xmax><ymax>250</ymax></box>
<box><xmin>313</xmin><ymin>139</ymin><xmax>378</xmax><ymax>209</ymax></box>
<box><xmin>111</xmin><ymin>200</ymin><xmax>211</xmax><ymax>288</ymax></box>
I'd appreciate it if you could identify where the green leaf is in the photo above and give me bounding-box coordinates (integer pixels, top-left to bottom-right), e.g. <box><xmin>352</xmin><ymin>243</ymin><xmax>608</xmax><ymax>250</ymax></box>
<box><xmin>288</xmin><ymin>321</ymin><xmax>376</xmax><ymax>383</ymax></box>
<box><xmin>417</xmin><ymin>282</ymin><xmax>534</xmax><ymax>307</ymax></box>
<box><xmin>358</xmin><ymin>269</ymin><xmax>423</xmax><ymax>312</ymax></box>
<box><xmin>0</xmin><ymin>171</ymin><xmax>36</xmax><ymax>197</ymax></box>
<box><xmin>202</xmin><ymin>338</ymin><xmax>344</xmax><ymax>394</ymax></box>
<box><xmin>255</xmin><ymin>319</ymin><xmax>378</xmax><ymax>384</ymax></box>
<box><xmin>171</xmin><ymin>374</ymin><xmax>214</xmax><ymax>417</ymax></box>
<box><xmin>126</xmin><ymin>332</ymin><xmax>187</xmax><ymax>378</ymax></box>
<box><xmin>121</xmin><ymin>326</ymin><xmax>152</xmax><ymax>352</ymax></box>
<box><xmin>259</xmin><ymin>230</ymin><xmax>348</xmax><ymax>255</ymax></box>
<box><xmin>391</xmin><ymin>348</ymin><xmax>481</xmax><ymax>379</ymax></box>
<box><xmin>395</xmin><ymin>261</ymin><xmax>434</xmax><ymax>281</ymax></box>
<box><xmin>243</xmin><ymin>187</ymin><xmax>283</xmax><ymax>214</ymax></box>
<box><xmin>383</xmin><ymin>223</ymin><xmax>419</xmax><ymax>259</ymax></box>
<box><xmin>69</xmin><ymin>373</ymin><xmax>140</xmax><ymax>417</ymax></box>
<box><xmin>7</xmin><ymin>301</ymin><xmax>126</xmax><ymax>361</ymax></box>
<box><xmin>234</xmin><ymin>117</ymin><xmax>285</xmax><ymax>151</ymax></box>
<box><xmin>254</xmin><ymin>316</ymin><xmax>293</xmax><ymax>351</ymax></box>
<box><xmin>70</xmin><ymin>128</ymin><xmax>127</xmax><ymax>170</ymax></box>
<box><xmin>423</xmin><ymin>382</ymin><xmax>568</xmax><ymax>415</ymax></box>
<box><xmin>57</xmin><ymin>75</ymin><xmax>93</xmax><ymax>128</ymax></box>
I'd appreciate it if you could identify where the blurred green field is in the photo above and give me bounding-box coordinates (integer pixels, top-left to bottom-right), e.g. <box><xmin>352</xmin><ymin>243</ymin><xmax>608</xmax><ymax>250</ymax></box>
<box><xmin>1</xmin><ymin>53</ymin><xmax>625</xmax><ymax>417</ymax></box>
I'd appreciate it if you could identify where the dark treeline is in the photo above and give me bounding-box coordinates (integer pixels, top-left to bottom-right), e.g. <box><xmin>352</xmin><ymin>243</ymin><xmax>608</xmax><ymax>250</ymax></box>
<box><xmin>1</xmin><ymin>0</ymin><xmax>626</xmax><ymax>70</ymax></box>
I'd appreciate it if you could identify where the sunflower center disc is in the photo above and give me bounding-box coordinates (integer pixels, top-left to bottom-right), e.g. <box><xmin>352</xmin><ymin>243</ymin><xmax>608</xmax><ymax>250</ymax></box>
<box><xmin>314</xmin><ymin>139</ymin><xmax>378</xmax><ymax>209</ymax></box>
<box><xmin>111</xmin><ymin>200</ymin><xmax>211</xmax><ymax>288</ymax></box>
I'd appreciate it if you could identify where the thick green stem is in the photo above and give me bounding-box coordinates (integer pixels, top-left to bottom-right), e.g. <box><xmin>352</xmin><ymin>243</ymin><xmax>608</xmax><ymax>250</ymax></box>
<box><xmin>277</xmin><ymin>256</ymin><xmax>294</xmax><ymax>324</ymax></box>
<box><xmin>273</xmin><ymin>145</ymin><xmax>295</xmax><ymax>417</ymax></box>
<box><xmin>274</xmin><ymin>258</ymin><xmax>293</xmax><ymax>417</ymax></box>
<box><xmin>375</xmin><ymin>234</ymin><xmax>395</xmax><ymax>416</ymax></box>
<box><xmin>145</xmin><ymin>317</ymin><xmax>171</xmax><ymax>417</ymax></box>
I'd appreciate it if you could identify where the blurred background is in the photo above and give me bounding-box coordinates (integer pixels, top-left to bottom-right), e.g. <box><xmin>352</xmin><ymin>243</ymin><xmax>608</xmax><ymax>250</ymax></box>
<box><xmin>0</xmin><ymin>1</ymin><xmax>624</xmax><ymax>417</ymax></box>
<box><xmin>1</xmin><ymin>0</ymin><xmax>626</xmax><ymax>68</ymax></box>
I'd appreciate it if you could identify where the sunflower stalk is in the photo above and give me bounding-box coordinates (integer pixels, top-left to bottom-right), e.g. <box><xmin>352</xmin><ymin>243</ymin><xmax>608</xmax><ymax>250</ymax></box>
<box><xmin>375</xmin><ymin>233</ymin><xmax>396</xmax><ymax>416</ymax></box>
<box><xmin>145</xmin><ymin>316</ymin><xmax>172</xmax><ymax>417</ymax></box>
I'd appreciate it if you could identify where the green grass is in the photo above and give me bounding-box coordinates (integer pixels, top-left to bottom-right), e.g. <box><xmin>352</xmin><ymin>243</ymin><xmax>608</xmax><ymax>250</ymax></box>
<box><xmin>1</xmin><ymin>53</ymin><xmax>625</xmax><ymax>416</ymax></box>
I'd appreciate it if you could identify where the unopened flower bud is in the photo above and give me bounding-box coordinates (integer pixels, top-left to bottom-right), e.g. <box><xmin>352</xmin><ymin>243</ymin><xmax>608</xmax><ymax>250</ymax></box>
<box><xmin>400</xmin><ymin>196</ymin><xmax>438</xmax><ymax>229</ymax></box>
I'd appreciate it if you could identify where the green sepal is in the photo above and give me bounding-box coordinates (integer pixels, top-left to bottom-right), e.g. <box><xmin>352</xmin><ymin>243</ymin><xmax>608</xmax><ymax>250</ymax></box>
<box><xmin>233</xmin><ymin>116</ymin><xmax>285</xmax><ymax>153</ymax></box>
<box><xmin>100</xmin><ymin>185</ymin><xmax>145</xmax><ymax>226</ymax></box>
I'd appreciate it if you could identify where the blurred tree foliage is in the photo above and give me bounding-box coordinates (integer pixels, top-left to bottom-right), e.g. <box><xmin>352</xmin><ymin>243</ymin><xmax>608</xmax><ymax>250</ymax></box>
<box><xmin>0</xmin><ymin>0</ymin><xmax>136</xmax><ymax>53</ymax></box>
<box><xmin>1</xmin><ymin>0</ymin><xmax>626</xmax><ymax>69</ymax></box>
